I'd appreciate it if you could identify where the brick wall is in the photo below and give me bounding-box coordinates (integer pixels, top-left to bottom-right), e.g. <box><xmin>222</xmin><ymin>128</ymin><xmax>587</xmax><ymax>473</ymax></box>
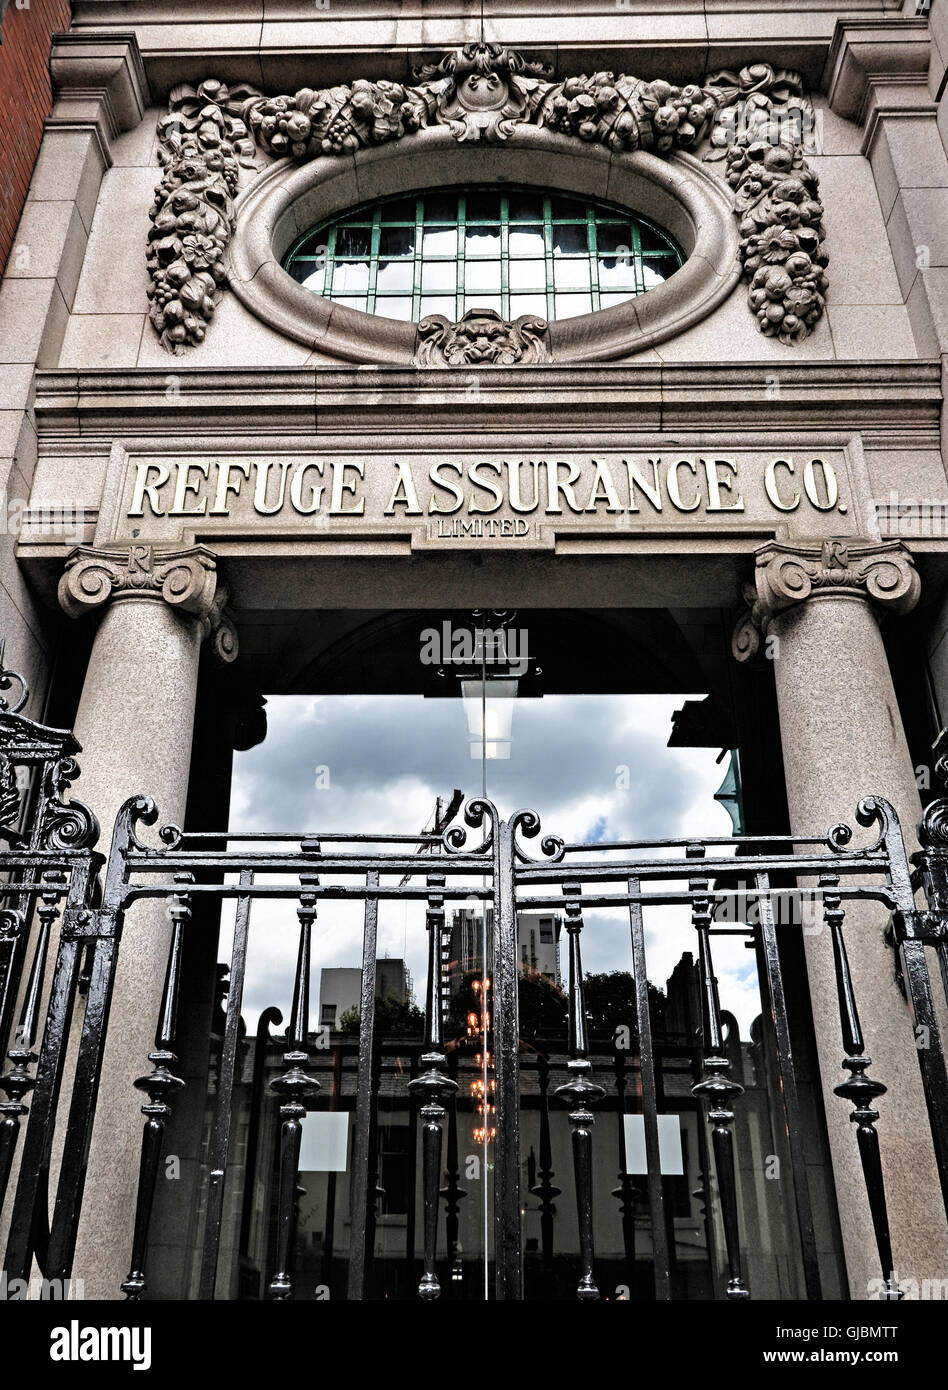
<box><xmin>0</xmin><ymin>0</ymin><xmax>72</xmax><ymax>277</ymax></box>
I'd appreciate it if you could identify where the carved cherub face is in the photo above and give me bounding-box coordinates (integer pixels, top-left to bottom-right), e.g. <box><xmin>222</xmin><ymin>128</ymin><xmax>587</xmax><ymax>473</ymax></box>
<box><xmin>458</xmin><ymin>70</ymin><xmax>508</xmax><ymax>111</ymax></box>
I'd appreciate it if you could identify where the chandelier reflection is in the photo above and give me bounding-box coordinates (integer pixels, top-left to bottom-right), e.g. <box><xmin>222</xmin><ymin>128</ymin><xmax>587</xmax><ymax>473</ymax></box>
<box><xmin>468</xmin><ymin>977</ymin><xmax>496</xmax><ymax>1144</ymax></box>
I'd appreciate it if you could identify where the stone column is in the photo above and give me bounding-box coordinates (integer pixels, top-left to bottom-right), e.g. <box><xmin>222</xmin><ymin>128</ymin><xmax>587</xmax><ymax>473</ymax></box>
<box><xmin>56</xmin><ymin>542</ymin><xmax>235</xmax><ymax>1298</ymax></box>
<box><xmin>734</xmin><ymin>537</ymin><xmax>948</xmax><ymax>1298</ymax></box>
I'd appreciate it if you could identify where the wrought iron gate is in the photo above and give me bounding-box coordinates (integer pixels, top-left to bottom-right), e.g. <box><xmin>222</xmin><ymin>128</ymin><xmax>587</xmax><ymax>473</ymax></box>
<box><xmin>3</xmin><ymin>649</ymin><xmax>948</xmax><ymax>1300</ymax></box>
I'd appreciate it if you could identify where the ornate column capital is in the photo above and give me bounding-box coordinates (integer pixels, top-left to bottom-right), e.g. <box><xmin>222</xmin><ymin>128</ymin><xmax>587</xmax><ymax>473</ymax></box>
<box><xmin>732</xmin><ymin>538</ymin><xmax>920</xmax><ymax>663</ymax></box>
<box><xmin>58</xmin><ymin>544</ymin><xmax>238</xmax><ymax>662</ymax></box>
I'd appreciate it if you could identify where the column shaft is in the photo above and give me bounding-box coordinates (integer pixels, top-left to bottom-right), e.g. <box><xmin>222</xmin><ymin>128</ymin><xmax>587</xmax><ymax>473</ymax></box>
<box><xmin>67</xmin><ymin>595</ymin><xmax>203</xmax><ymax>1298</ymax></box>
<box><xmin>769</xmin><ymin>589</ymin><xmax>948</xmax><ymax>1296</ymax></box>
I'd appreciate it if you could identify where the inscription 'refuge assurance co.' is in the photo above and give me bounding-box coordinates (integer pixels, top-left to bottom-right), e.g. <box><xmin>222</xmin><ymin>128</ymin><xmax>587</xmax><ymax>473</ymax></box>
<box><xmin>118</xmin><ymin>452</ymin><xmax>850</xmax><ymax>544</ymax></box>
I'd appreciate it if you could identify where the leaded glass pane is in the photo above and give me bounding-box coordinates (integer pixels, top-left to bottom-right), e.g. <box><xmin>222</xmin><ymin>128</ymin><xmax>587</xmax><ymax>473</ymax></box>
<box><xmin>425</xmin><ymin>192</ymin><xmax>457</xmax><ymax>222</ymax></box>
<box><xmin>596</xmin><ymin>224</ymin><xmax>635</xmax><ymax>256</ymax></box>
<box><xmin>378</xmin><ymin>226</ymin><xmax>414</xmax><ymax>258</ymax></box>
<box><xmin>336</xmin><ymin>226</ymin><xmax>372</xmax><ymax>257</ymax></box>
<box><xmin>552</xmin><ymin>223</ymin><xmax>588</xmax><ymax>256</ymax></box>
<box><xmin>288</xmin><ymin>262</ymin><xmax>326</xmax><ymax>291</ymax></box>
<box><xmin>376</xmin><ymin>261</ymin><xmax>413</xmax><ymax>295</ymax></box>
<box><xmin>374</xmin><ymin>297</ymin><xmax>415</xmax><ymax>321</ymax></box>
<box><xmin>598</xmin><ymin>256</ymin><xmax>637</xmax><ymax>289</ymax></box>
<box><xmin>553</xmin><ymin>293</ymin><xmax>592</xmax><ymax>318</ymax></box>
<box><xmin>465</xmin><ymin>260</ymin><xmax>502</xmax><ymax>293</ymax></box>
<box><xmin>462</xmin><ymin>295</ymin><xmax>503</xmax><ymax>315</ymax></box>
<box><xmin>508</xmin><ymin>259</ymin><xmax>546</xmax><ymax>291</ymax></box>
<box><xmin>381</xmin><ymin>198</ymin><xmax>417</xmax><ymax>223</ymax></box>
<box><xmin>553</xmin><ymin>258</ymin><xmax>591</xmax><ymax>291</ymax></box>
<box><xmin>464</xmin><ymin>226</ymin><xmax>501</xmax><ymax>257</ymax></box>
<box><xmin>510</xmin><ymin>294</ymin><xmax>548</xmax><ymax>318</ymax></box>
<box><xmin>550</xmin><ymin>196</ymin><xmax>585</xmax><ymax>221</ymax></box>
<box><xmin>419</xmin><ymin>295</ymin><xmax>457</xmax><ymax>318</ymax></box>
<box><xmin>509</xmin><ymin>226</ymin><xmax>544</xmax><ymax>257</ymax></box>
<box><xmin>508</xmin><ymin>191</ymin><xmax>544</xmax><ymax>222</ymax></box>
<box><xmin>422</xmin><ymin>227</ymin><xmax>457</xmax><ymax>257</ymax></box>
<box><xmin>420</xmin><ymin>262</ymin><xmax>456</xmax><ymax>293</ymax></box>
<box><xmin>332</xmin><ymin>262</ymin><xmax>370</xmax><ymax>295</ymax></box>
<box><xmin>639</xmin><ymin>223</ymin><xmax>674</xmax><ymax>253</ymax></box>
<box><xmin>466</xmin><ymin>191</ymin><xmax>501</xmax><ymax>222</ymax></box>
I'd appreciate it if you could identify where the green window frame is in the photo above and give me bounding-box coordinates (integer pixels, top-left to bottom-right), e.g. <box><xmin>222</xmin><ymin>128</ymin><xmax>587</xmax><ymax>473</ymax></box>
<box><xmin>283</xmin><ymin>186</ymin><xmax>684</xmax><ymax>324</ymax></box>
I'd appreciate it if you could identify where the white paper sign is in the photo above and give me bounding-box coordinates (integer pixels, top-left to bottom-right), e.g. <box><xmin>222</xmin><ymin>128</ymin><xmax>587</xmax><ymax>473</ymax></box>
<box><xmin>299</xmin><ymin>1112</ymin><xmax>349</xmax><ymax>1172</ymax></box>
<box><xmin>623</xmin><ymin>1114</ymin><xmax>684</xmax><ymax>1176</ymax></box>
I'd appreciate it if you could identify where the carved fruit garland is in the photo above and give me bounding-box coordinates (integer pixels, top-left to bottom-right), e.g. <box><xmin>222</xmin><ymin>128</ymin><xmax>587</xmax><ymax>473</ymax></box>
<box><xmin>147</xmin><ymin>80</ymin><xmax>262</xmax><ymax>354</ymax></box>
<box><xmin>148</xmin><ymin>49</ymin><xmax>827</xmax><ymax>356</ymax></box>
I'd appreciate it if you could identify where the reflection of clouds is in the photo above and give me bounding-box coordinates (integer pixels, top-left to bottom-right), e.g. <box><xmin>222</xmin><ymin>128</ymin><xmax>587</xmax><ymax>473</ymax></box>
<box><xmin>227</xmin><ymin>693</ymin><xmax>760</xmax><ymax>1037</ymax></box>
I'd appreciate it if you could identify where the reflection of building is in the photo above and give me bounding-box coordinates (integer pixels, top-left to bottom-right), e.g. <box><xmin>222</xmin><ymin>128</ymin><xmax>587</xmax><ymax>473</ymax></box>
<box><xmin>445</xmin><ymin>910</ymin><xmax>562</xmax><ymax>996</ymax></box>
<box><xmin>151</xmin><ymin>944</ymin><xmax>838</xmax><ymax>1302</ymax></box>
<box><xmin>318</xmin><ymin>959</ymin><xmax>412</xmax><ymax>1029</ymax></box>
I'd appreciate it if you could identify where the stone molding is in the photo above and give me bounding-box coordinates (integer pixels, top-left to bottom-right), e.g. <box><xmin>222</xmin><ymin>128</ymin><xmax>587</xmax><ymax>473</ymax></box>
<box><xmin>25</xmin><ymin>360</ymin><xmax>942</xmax><ymax>437</ymax></box>
<box><xmin>48</xmin><ymin>31</ymin><xmax>149</xmax><ymax>144</ymax></box>
<box><xmin>58</xmin><ymin>544</ymin><xmax>238</xmax><ymax>661</ymax></box>
<box><xmin>824</xmin><ymin>18</ymin><xmax>931</xmax><ymax>124</ymax></box>
<box><xmin>732</xmin><ymin>538</ymin><xmax>920</xmax><ymax>662</ymax></box>
<box><xmin>148</xmin><ymin>47</ymin><xmax>826</xmax><ymax>356</ymax></box>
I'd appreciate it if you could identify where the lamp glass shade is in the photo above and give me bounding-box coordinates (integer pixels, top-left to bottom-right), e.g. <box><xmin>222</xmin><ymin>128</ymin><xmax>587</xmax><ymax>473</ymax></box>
<box><xmin>461</xmin><ymin>679</ymin><xmax>518</xmax><ymax>759</ymax></box>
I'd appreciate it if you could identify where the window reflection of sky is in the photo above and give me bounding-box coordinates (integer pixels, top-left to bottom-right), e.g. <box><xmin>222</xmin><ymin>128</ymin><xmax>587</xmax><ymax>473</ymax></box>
<box><xmin>222</xmin><ymin>692</ymin><xmax>761</xmax><ymax>1040</ymax></box>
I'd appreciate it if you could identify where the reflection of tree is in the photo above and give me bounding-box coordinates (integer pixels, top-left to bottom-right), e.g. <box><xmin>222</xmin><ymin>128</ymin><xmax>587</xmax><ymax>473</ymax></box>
<box><xmin>518</xmin><ymin>968</ymin><xmax>569</xmax><ymax>1042</ymax></box>
<box><xmin>445</xmin><ymin>967</ymin><xmax>569</xmax><ymax>1045</ymax></box>
<box><xmin>338</xmin><ymin>993</ymin><xmax>425</xmax><ymax>1037</ymax></box>
<box><xmin>444</xmin><ymin>968</ymin><xmax>666</xmax><ymax>1047</ymax></box>
<box><xmin>582</xmin><ymin>971</ymin><xmax>666</xmax><ymax>1039</ymax></box>
<box><xmin>445</xmin><ymin>971</ymin><xmax>490</xmax><ymax>1043</ymax></box>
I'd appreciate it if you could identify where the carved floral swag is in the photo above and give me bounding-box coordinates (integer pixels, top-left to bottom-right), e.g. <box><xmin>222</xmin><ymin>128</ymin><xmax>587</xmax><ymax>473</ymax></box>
<box><xmin>147</xmin><ymin>45</ymin><xmax>828</xmax><ymax>359</ymax></box>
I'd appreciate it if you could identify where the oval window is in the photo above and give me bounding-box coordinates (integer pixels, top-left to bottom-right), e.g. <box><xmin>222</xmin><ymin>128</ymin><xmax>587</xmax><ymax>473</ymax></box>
<box><xmin>282</xmin><ymin>186</ymin><xmax>684</xmax><ymax>324</ymax></box>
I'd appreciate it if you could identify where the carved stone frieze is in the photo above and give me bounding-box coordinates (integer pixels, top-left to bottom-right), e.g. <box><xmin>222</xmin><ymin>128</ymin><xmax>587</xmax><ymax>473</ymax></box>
<box><xmin>413</xmin><ymin>307</ymin><xmax>550</xmax><ymax>367</ymax></box>
<box><xmin>149</xmin><ymin>46</ymin><xmax>826</xmax><ymax>354</ymax></box>
<box><xmin>732</xmin><ymin>540</ymin><xmax>920</xmax><ymax>662</ymax></box>
<box><xmin>58</xmin><ymin>545</ymin><xmax>238</xmax><ymax>661</ymax></box>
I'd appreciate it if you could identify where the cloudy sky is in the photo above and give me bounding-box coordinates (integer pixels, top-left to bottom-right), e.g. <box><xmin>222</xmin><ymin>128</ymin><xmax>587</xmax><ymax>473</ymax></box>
<box><xmin>223</xmin><ymin>690</ymin><xmax>762</xmax><ymax>1037</ymax></box>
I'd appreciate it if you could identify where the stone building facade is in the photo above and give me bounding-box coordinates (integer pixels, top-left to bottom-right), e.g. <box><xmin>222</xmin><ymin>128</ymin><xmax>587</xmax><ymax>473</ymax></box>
<box><xmin>3</xmin><ymin>0</ymin><xmax>948</xmax><ymax>1303</ymax></box>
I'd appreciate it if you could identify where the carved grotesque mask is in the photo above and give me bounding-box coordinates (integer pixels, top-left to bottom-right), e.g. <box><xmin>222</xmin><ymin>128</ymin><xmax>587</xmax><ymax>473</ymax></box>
<box><xmin>451</xmin><ymin>311</ymin><xmax>518</xmax><ymax>364</ymax></box>
<box><xmin>414</xmin><ymin>308</ymin><xmax>550</xmax><ymax>368</ymax></box>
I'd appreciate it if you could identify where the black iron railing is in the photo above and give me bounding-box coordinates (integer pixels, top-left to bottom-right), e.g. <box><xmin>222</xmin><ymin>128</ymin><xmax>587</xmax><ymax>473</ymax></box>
<box><xmin>2</xmin><ymin>647</ymin><xmax>948</xmax><ymax>1300</ymax></box>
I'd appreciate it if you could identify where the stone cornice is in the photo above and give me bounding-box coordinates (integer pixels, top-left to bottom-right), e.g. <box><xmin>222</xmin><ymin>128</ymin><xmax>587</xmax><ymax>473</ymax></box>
<box><xmin>68</xmin><ymin>3</ymin><xmax>908</xmax><ymax>95</ymax></box>
<box><xmin>48</xmin><ymin>31</ymin><xmax>149</xmax><ymax>143</ymax></box>
<box><xmin>58</xmin><ymin>543</ymin><xmax>238</xmax><ymax>660</ymax></box>
<box><xmin>29</xmin><ymin>363</ymin><xmax>943</xmax><ymax>440</ymax></box>
<box><xmin>824</xmin><ymin>17</ymin><xmax>931</xmax><ymax>123</ymax></box>
<box><xmin>732</xmin><ymin>538</ymin><xmax>920</xmax><ymax>662</ymax></box>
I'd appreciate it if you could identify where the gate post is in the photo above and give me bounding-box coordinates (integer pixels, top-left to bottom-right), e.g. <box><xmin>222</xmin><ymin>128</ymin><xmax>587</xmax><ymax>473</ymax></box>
<box><xmin>734</xmin><ymin>539</ymin><xmax>948</xmax><ymax>1298</ymax></box>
